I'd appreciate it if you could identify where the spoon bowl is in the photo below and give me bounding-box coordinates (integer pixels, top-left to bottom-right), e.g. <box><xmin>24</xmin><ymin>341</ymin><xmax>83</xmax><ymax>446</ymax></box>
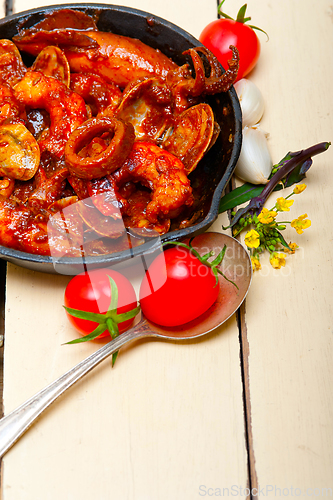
<box><xmin>0</xmin><ymin>233</ymin><xmax>251</xmax><ymax>457</ymax></box>
<box><xmin>140</xmin><ymin>232</ymin><xmax>252</xmax><ymax>339</ymax></box>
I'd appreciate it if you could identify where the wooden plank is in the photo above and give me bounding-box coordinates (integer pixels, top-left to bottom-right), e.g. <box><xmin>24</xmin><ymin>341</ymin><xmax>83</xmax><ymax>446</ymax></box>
<box><xmin>0</xmin><ymin>2</ymin><xmax>6</xmax><ymax>19</ymax></box>
<box><xmin>236</xmin><ymin>0</ymin><xmax>333</xmax><ymax>493</ymax></box>
<box><xmin>1</xmin><ymin>0</ymin><xmax>249</xmax><ymax>498</ymax></box>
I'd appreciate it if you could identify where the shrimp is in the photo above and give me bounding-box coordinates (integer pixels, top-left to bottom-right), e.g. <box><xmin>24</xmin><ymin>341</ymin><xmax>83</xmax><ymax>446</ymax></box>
<box><xmin>112</xmin><ymin>141</ymin><xmax>194</xmax><ymax>224</ymax></box>
<box><xmin>14</xmin><ymin>71</ymin><xmax>88</xmax><ymax>158</ymax></box>
<box><xmin>0</xmin><ymin>84</ymin><xmax>26</xmax><ymax>125</ymax></box>
<box><xmin>0</xmin><ymin>8</ymin><xmax>236</xmax><ymax>257</ymax></box>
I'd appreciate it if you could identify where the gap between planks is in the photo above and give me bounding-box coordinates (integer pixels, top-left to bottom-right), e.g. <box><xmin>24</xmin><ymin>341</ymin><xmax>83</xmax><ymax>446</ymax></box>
<box><xmin>227</xmin><ymin>172</ymin><xmax>259</xmax><ymax>499</ymax></box>
<box><xmin>237</xmin><ymin>302</ymin><xmax>259</xmax><ymax>499</ymax></box>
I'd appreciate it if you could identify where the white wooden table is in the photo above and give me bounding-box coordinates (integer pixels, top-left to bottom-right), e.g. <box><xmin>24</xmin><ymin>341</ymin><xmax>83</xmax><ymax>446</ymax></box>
<box><xmin>0</xmin><ymin>0</ymin><xmax>332</xmax><ymax>498</ymax></box>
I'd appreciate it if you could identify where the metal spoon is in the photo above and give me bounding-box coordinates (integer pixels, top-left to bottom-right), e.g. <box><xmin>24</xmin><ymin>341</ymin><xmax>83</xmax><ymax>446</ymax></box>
<box><xmin>0</xmin><ymin>232</ymin><xmax>252</xmax><ymax>457</ymax></box>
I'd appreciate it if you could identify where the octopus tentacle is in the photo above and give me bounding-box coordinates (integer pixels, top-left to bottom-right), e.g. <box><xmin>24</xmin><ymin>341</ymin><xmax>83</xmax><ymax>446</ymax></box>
<box><xmin>194</xmin><ymin>45</ymin><xmax>240</xmax><ymax>95</ymax></box>
<box><xmin>0</xmin><ymin>8</ymin><xmax>237</xmax><ymax>257</ymax></box>
<box><xmin>165</xmin><ymin>49</ymin><xmax>206</xmax><ymax>113</ymax></box>
<box><xmin>13</xmin><ymin>9</ymin><xmax>239</xmax><ymax>101</ymax></box>
<box><xmin>168</xmin><ymin>45</ymin><xmax>239</xmax><ymax>111</ymax></box>
<box><xmin>167</xmin><ymin>48</ymin><xmax>206</xmax><ymax>98</ymax></box>
<box><xmin>194</xmin><ymin>46</ymin><xmax>223</xmax><ymax>79</ymax></box>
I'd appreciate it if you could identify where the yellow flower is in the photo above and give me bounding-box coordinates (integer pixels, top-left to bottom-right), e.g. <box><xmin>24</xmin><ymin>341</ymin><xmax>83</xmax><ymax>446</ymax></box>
<box><xmin>284</xmin><ymin>242</ymin><xmax>299</xmax><ymax>254</ymax></box>
<box><xmin>251</xmin><ymin>256</ymin><xmax>261</xmax><ymax>271</ymax></box>
<box><xmin>293</xmin><ymin>184</ymin><xmax>307</xmax><ymax>194</ymax></box>
<box><xmin>276</xmin><ymin>197</ymin><xmax>294</xmax><ymax>211</ymax></box>
<box><xmin>258</xmin><ymin>208</ymin><xmax>277</xmax><ymax>224</ymax></box>
<box><xmin>244</xmin><ymin>229</ymin><xmax>260</xmax><ymax>248</ymax></box>
<box><xmin>291</xmin><ymin>214</ymin><xmax>311</xmax><ymax>234</ymax></box>
<box><xmin>270</xmin><ymin>253</ymin><xmax>286</xmax><ymax>269</ymax></box>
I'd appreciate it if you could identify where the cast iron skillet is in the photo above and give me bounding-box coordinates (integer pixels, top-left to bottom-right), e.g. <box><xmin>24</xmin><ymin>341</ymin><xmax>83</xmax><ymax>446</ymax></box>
<box><xmin>0</xmin><ymin>3</ymin><xmax>242</xmax><ymax>274</ymax></box>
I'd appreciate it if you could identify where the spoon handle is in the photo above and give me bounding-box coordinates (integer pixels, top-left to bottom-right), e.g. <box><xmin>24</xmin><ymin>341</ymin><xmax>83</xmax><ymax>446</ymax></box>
<box><xmin>0</xmin><ymin>324</ymin><xmax>147</xmax><ymax>457</ymax></box>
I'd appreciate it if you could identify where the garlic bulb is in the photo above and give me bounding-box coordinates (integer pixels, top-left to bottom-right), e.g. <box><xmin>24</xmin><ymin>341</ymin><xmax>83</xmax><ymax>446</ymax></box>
<box><xmin>235</xmin><ymin>126</ymin><xmax>273</xmax><ymax>184</ymax></box>
<box><xmin>234</xmin><ymin>79</ymin><xmax>265</xmax><ymax>127</ymax></box>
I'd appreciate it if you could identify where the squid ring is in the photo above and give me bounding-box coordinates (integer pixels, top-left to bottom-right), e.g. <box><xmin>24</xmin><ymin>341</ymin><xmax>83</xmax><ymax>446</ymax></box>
<box><xmin>64</xmin><ymin>116</ymin><xmax>135</xmax><ymax>180</ymax></box>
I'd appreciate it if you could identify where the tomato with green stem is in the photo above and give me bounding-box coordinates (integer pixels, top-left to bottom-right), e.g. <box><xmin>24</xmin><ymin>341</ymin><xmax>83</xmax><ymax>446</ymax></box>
<box><xmin>199</xmin><ymin>0</ymin><xmax>267</xmax><ymax>81</ymax></box>
<box><xmin>64</xmin><ymin>269</ymin><xmax>140</xmax><ymax>366</ymax></box>
<box><xmin>139</xmin><ymin>239</ymin><xmax>235</xmax><ymax>327</ymax></box>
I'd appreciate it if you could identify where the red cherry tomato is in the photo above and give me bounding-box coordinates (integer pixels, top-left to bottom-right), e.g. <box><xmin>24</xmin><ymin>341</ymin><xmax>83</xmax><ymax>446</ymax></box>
<box><xmin>64</xmin><ymin>268</ymin><xmax>138</xmax><ymax>339</ymax></box>
<box><xmin>199</xmin><ymin>18</ymin><xmax>260</xmax><ymax>81</ymax></box>
<box><xmin>199</xmin><ymin>1</ymin><xmax>266</xmax><ymax>82</ymax></box>
<box><xmin>139</xmin><ymin>246</ymin><xmax>220</xmax><ymax>327</ymax></box>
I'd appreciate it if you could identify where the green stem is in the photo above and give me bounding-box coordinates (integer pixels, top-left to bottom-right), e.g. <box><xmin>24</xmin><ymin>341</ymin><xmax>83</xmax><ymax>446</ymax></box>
<box><xmin>64</xmin><ymin>276</ymin><xmax>140</xmax><ymax>367</ymax></box>
<box><xmin>108</xmin><ymin>276</ymin><xmax>118</xmax><ymax>311</ymax></box>
<box><xmin>115</xmin><ymin>306</ymin><xmax>141</xmax><ymax>324</ymax></box>
<box><xmin>65</xmin><ymin>323</ymin><xmax>107</xmax><ymax>344</ymax></box>
<box><xmin>217</xmin><ymin>0</ymin><xmax>268</xmax><ymax>38</ymax></box>
<box><xmin>106</xmin><ymin>317</ymin><xmax>119</xmax><ymax>367</ymax></box>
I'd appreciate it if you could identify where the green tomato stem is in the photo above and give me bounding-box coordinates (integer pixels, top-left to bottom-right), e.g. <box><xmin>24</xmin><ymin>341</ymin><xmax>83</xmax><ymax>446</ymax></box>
<box><xmin>106</xmin><ymin>317</ymin><xmax>119</xmax><ymax>367</ymax></box>
<box><xmin>217</xmin><ymin>0</ymin><xmax>269</xmax><ymax>39</ymax></box>
<box><xmin>65</xmin><ymin>323</ymin><xmax>107</xmax><ymax>344</ymax></box>
<box><xmin>64</xmin><ymin>276</ymin><xmax>140</xmax><ymax>366</ymax></box>
<box><xmin>108</xmin><ymin>276</ymin><xmax>118</xmax><ymax>312</ymax></box>
<box><xmin>115</xmin><ymin>306</ymin><xmax>141</xmax><ymax>324</ymax></box>
<box><xmin>162</xmin><ymin>240</ymin><xmax>238</xmax><ymax>289</ymax></box>
<box><xmin>63</xmin><ymin>306</ymin><xmax>106</xmax><ymax>323</ymax></box>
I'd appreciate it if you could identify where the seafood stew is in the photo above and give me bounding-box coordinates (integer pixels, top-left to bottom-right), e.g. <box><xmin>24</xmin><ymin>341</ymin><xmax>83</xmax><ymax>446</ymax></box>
<box><xmin>0</xmin><ymin>4</ymin><xmax>242</xmax><ymax>274</ymax></box>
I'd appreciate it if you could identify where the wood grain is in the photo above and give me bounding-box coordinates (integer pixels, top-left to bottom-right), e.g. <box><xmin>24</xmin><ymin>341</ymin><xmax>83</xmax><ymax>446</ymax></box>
<box><xmin>1</xmin><ymin>0</ymin><xmax>333</xmax><ymax>497</ymax></box>
<box><xmin>236</xmin><ymin>0</ymin><xmax>333</xmax><ymax>493</ymax></box>
<box><xmin>0</xmin><ymin>1</ymin><xmax>249</xmax><ymax>498</ymax></box>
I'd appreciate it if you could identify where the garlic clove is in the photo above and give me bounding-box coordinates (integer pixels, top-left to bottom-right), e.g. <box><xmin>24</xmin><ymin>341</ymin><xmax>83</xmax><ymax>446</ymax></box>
<box><xmin>234</xmin><ymin>78</ymin><xmax>265</xmax><ymax>127</ymax></box>
<box><xmin>235</xmin><ymin>126</ymin><xmax>273</xmax><ymax>184</ymax></box>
